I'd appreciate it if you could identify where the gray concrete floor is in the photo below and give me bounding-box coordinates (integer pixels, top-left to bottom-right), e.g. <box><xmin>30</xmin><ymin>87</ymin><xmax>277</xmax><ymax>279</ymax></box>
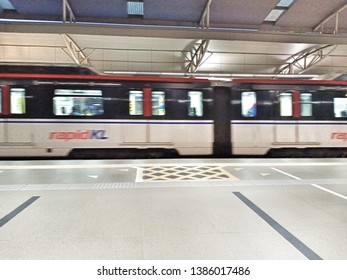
<box><xmin>0</xmin><ymin>158</ymin><xmax>346</xmax><ymax>259</ymax></box>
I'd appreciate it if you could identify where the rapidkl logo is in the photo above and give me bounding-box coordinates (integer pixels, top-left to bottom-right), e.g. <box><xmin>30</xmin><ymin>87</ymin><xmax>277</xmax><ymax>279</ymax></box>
<box><xmin>49</xmin><ymin>130</ymin><xmax>108</xmax><ymax>141</ymax></box>
<box><xmin>331</xmin><ymin>132</ymin><xmax>347</xmax><ymax>141</ymax></box>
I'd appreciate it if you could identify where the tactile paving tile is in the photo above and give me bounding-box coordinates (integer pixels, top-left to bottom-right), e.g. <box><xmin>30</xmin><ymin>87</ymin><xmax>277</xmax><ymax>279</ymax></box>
<box><xmin>140</xmin><ymin>165</ymin><xmax>237</xmax><ymax>182</ymax></box>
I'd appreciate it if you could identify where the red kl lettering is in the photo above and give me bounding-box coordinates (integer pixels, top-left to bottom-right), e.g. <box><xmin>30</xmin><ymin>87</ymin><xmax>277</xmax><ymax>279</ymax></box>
<box><xmin>331</xmin><ymin>132</ymin><xmax>347</xmax><ymax>141</ymax></box>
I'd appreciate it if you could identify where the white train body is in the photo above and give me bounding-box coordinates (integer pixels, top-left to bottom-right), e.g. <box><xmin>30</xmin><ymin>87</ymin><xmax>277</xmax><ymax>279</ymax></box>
<box><xmin>231</xmin><ymin>120</ymin><xmax>347</xmax><ymax>155</ymax></box>
<box><xmin>1</xmin><ymin>66</ymin><xmax>347</xmax><ymax>158</ymax></box>
<box><xmin>0</xmin><ymin>120</ymin><xmax>213</xmax><ymax>157</ymax></box>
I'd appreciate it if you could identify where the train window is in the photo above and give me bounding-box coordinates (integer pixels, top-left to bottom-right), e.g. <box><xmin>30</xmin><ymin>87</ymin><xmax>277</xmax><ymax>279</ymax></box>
<box><xmin>54</xmin><ymin>89</ymin><xmax>102</xmax><ymax>96</ymax></box>
<box><xmin>188</xmin><ymin>91</ymin><xmax>203</xmax><ymax>117</ymax></box>
<box><xmin>10</xmin><ymin>88</ymin><xmax>26</xmax><ymax>114</ymax></box>
<box><xmin>300</xmin><ymin>93</ymin><xmax>312</xmax><ymax>117</ymax></box>
<box><xmin>241</xmin><ymin>92</ymin><xmax>257</xmax><ymax>117</ymax></box>
<box><xmin>0</xmin><ymin>88</ymin><xmax>2</xmax><ymax>114</ymax></box>
<box><xmin>129</xmin><ymin>90</ymin><xmax>143</xmax><ymax>115</ymax></box>
<box><xmin>53</xmin><ymin>89</ymin><xmax>103</xmax><ymax>116</ymax></box>
<box><xmin>334</xmin><ymin>97</ymin><xmax>347</xmax><ymax>118</ymax></box>
<box><xmin>279</xmin><ymin>92</ymin><xmax>293</xmax><ymax>117</ymax></box>
<box><xmin>152</xmin><ymin>91</ymin><xmax>165</xmax><ymax>116</ymax></box>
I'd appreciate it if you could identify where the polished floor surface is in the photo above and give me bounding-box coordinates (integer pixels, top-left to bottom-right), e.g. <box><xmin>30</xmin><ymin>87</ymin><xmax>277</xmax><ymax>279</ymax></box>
<box><xmin>0</xmin><ymin>158</ymin><xmax>346</xmax><ymax>259</ymax></box>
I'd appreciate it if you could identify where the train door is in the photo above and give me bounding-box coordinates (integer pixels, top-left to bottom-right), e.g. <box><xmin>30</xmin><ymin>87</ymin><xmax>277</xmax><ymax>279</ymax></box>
<box><xmin>0</xmin><ymin>86</ymin><xmax>4</xmax><ymax>143</ymax></box>
<box><xmin>7</xmin><ymin>87</ymin><xmax>33</xmax><ymax>144</ymax></box>
<box><xmin>274</xmin><ymin>90</ymin><xmax>314</xmax><ymax>145</ymax></box>
<box><xmin>125</xmin><ymin>90</ymin><xmax>148</xmax><ymax>143</ymax></box>
<box><xmin>149</xmin><ymin>90</ymin><xmax>171</xmax><ymax>143</ymax></box>
<box><xmin>0</xmin><ymin>86</ymin><xmax>33</xmax><ymax>145</ymax></box>
<box><xmin>274</xmin><ymin>91</ymin><xmax>299</xmax><ymax>144</ymax></box>
<box><xmin>125</xmin><ymin>88</ymin><xmax>170</xmax><ymax>144</ymax></box>
<box><xmin>0</xmin><ymin>86</ymin><xmax>9</xmax><ymax>144</ymax></box>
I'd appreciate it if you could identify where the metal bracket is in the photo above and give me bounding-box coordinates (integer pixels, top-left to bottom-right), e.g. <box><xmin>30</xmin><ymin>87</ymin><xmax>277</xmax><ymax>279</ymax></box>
<box><xmin>275</xmin><ymin>45</ymin><xmax>337</xmax><ymax>75</ymax></box>
<box><xmin>62</xmin><ymin>34</ymin><xmax>92</xmax><ymax>65</ymax></box>
<box><xmin>183</xmin><ymin>39</ymin><xmax>212</xmax><ymax>73</ymax></box>
<box><xmin>314</xmin><ymin>3</ymin><xmax>347</xmax><ymax>34</ymax></box>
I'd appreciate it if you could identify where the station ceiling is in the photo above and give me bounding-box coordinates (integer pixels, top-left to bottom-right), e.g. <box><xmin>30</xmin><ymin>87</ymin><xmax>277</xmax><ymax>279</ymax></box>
<box><xmin>2</xmin><ymin>0</ymin><xmax>347</xmax><ymax>79</ymax></box>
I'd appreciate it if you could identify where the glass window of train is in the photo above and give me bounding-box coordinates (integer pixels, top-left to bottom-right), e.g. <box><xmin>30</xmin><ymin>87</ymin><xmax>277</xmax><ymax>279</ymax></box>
<box><xmin>188</xmin><ymin>91</ymin><xmax>203</xmax><ymax>117</ymax></box>
<box><xmin>279</xmin><ymin>92</ymin><xmax>292</xmax><ymax>117</ymax></box>
<box><xmin>54</xmin><ymin>89</ymin><xmax>102</xmax><ymax>96</ymax></box>
<box><xmin>152</xmin><ymin>91</ymin><xmax>165</xmax><ymax>116</ymax></box>
<box><xmin>53</xmin><ymin>96</ymin><xmax>104</xmax><ymax>116</ymax></box>
<box><xmin>333</xmin><ymin>97</ymin><xmax>347</xmax><ymax>118</ymax></box>
<box><xmin>10</xmin><ymin>88</ymin><xmax>26</xmax><ymax>114</ymax></box>
<box><xmin>300</xmin><ymin>93</ymin><xmax>312</xmax><ymax>117</ymax></box>
<box><xmin>53</xmin><ymin>89</ymin><xmax>104</xmax><ymax>116</ymax></box>
<box><xmin>0</xmin><ymin>88</ymin><xmax>2</xmax><ymax>114</ymax></box>
<box><xmin>241</xmin><ymin>92</ymin><xmax>257</xmax><ymax>117</ymax></box>
<box><xmin>129</xmin><ymin>90</ymin><xmax>143</xmax><ymax>115</ymax></box>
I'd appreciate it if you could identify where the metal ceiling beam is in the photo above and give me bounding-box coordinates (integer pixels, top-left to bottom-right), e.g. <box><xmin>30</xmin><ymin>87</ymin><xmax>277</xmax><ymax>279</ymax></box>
<box><xmin>314</xmin><ymin>3</ymin><xmax>347</xmax><ymax>34</ymax></box>
<box><xmin>62</xmin><ymin>34</ymin><xmax>90</xmax><ymax>65</ymax></box>
<box><xmin>275</xmin><ymin>45</ymin><xmax>337</xmax><ymax>75</ymax></box>
<box><xmin>4</xmin><ymin>22</ymin><xmax>347</xmax><ymax>45</ymax></box>
<box><xmin>199</xmin><ymin>0</ymin><xmax>213</xmax><ymax>28</ymax></box>
<box><xmin>62</xmin><ymin>0</ymin><xmax>76</xmax><ymax>23</ymax></box>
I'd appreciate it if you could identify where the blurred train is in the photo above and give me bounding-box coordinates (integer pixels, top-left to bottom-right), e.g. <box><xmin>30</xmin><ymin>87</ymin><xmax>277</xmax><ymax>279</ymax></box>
<box><xmin>1</xmin><ymin>64</ymin><xmax>347</xmax><ymax>158</ymax></box>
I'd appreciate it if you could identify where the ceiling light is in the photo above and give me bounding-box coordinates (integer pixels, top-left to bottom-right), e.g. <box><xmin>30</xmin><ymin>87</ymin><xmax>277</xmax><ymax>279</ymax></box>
<box><xmin>127</xmin><ymin>0</ymin><xmax>144</xmax><ymax>16</ymax></box>
<box><xmin>277</xmin><ymin>0</ymin><xmax>295</xmax><ymax>8</ymax></box>
<box><xmin>0</xmin><ymin>0</ymin><xmax>15</xmax><ymax>9</ymax></box>
<box><xmin>264</xmin><ymin>9</ymin><xmax>285</xmax><ymax>22</ymax></box>
<box><xmin>264</xmin><ymin>0</ymin><xmax>296</xmax><ymax>23</ymax></box>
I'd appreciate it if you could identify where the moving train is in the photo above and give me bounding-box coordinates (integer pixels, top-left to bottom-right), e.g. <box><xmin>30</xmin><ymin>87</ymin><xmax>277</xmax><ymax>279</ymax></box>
<box><xmin>1</xmin><ymin>64</ymin><xmax>347</xmax><ymax>158</ymax></box>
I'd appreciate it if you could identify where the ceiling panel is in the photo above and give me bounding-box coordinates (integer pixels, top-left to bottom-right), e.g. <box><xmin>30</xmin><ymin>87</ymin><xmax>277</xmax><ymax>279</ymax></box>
<box><xmin>2</xmin><ymin>1</ymin><xmax>347</xmax><ymax>77</ymax></box>
<box><xmin>208</xmin><ymin>40</ymin><xmax>315</xmax><ymax>55</ymax></box>
<box><xmin>1</xmin><ymin>0</ymin><xmax>347</xmax><ymax>34</ymax></box>
<box><xmin>9</xmin><ymin>0</ymin><xmax>128</xmax><ymax>18</ymax></box>
<box><xmin>277</xmin><ymin>0</ymin><xmax>346</xmax><ymax>28</ymax></box>
<box><xmin>1</xmin><ymin>31</ymin><xmax>346</xmax><ymax>76</ymax></box>
<box><xmin>211</xmin><ymin>0</ymin><xmax>278</xmax><ymax>25</ymax></box>
<box><xmin>69</xmin><ymin>0</ymin><xmax>128</xmax><ymax>19</ymax></box>
<box><xmin>0</xmin><ymin>33</ymin><xmax>65</xmax><ymax>47</ymax></box>
<box><xmin>10</xmin><ymin>0</ymin><xmax>62</xmax><ymax>16</ymax></box>
<box><xmin>331</xmin><ymin>45</ymin><xmax>347</xmax><ymax>55</ymax></box>
<box><xmin>144</xmin><ymin>0</ymin><xmax>205</xmax><ymax>22</ymax></box>
<box><xmin>72</xmin><ymin>34</ymin><xmax>192</xmax><ymax>51</ymax></box>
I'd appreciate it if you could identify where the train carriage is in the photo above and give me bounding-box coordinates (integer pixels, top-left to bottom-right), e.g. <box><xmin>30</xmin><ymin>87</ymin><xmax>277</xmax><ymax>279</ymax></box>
<box><xmin>1</xmin><ymin>65</ymin><xmax>347</xmax><ymax>158</ymax></box>
<box><xmin>230</xmin><ymin>79</ymin><xmax>347</xmax><ymax>157</ymax></box>
<box><xmin>0</xmin><ymin>65</ymin><xmax>214</xmax><ymax>158</ymax></box>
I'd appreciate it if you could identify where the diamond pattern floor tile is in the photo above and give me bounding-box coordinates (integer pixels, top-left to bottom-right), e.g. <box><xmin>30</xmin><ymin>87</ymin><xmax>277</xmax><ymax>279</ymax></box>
<box><xmin>140</xmin><ymin>165</ymin><xmax>237</xmax><ymax>182</ymax></box>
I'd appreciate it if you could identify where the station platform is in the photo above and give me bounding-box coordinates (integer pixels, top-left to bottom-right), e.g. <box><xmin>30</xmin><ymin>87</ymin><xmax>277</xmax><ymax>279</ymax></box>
<box><xmin>0</xmin><ymin>158</ymin><xmax>346</xmax><ymax>260</ymax></box>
